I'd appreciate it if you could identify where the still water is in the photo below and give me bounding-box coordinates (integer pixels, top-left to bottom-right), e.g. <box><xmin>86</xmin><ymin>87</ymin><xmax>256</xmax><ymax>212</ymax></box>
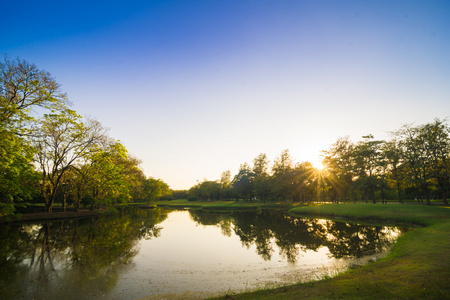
<box><xmin>0</xmin><ymin>208</ymin><xmax>406</xmax><ymax>299</ymax></box>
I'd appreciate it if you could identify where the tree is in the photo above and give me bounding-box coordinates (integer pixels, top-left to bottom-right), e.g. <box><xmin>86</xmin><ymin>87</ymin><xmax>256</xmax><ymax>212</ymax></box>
<box><xmin>32</xmin><ymin>110</ymin><xmax>106</xmax><ymax>212</ymax></box>
<box><xmin>232</xmin><ymin>163</ymin><xmax>254</xmax><ymax>201</ymax></box>
<box><xmin>272</xmin><ymin>149</ymin><xmax>293</xmax><ymax>174</ymax></box>
<box><xmin>0</xmin><ymin>56</ymin><xmax>67</xmax><ymax>215</ymax></box>
<box><xmin>143</xmin><ymin>178</ymin><xmax>170</xmax><ymax>204</ymax></box>
<box><xmin>421</xmin><ymin>119</ymin><xmax>450</xmax><ymax>204</ymax></box>
<box><xmin>271</xmin><ymin>150</ymin><xmax>295</xmax><ymax>201</ymax></box>
<box><xmin>0</xmin><ymin>128</ymin><xmax>38</xmax><ymax>214</ymax></box>
<box><xmin>252</xmin><ymin>153</ymin><xmax>271</xmax><ymax>201</ymax></box>
<box><xmin>0</xmin><ymin>56</ymin><xmax>67</xmax><ymax>128</ymax></box>
<box><xmin>87</xmin><ymin>141</ymin><xmax>141</xmax><ymax>209</ymax></box>
<box><xmin>291</xmin><ymin>161</ymin><xmax>316</xmax><ymax>203</ymax></box>
<box><xmin>383</xmin><ymin>139</ymin><xmax>405</xmax><ymax>203</ymax></box>
<box><xmin>220</xmin><ymin>170</ymin><xmax>233</xmax><ymax>200</ymax></box>
<box><xmin>322</xmin><ymin>137</ymin><xmax>356</xmax><ymax>202</ymax></box>
<box><xmin>352</xmin><ymin>135</ymin><xmax>384</xmax><ymax>203</ymax></box>
<box><xmin>395</xmin><ymin>123</ymin><xmax>434</xmax><ymax>204</ymax></box>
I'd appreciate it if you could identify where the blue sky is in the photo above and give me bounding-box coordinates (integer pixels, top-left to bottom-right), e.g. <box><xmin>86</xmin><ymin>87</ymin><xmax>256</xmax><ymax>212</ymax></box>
<box><xmin>2</xmin><ymin>0</ymin><xmax>450</xmax><ymax>189</ymax></box>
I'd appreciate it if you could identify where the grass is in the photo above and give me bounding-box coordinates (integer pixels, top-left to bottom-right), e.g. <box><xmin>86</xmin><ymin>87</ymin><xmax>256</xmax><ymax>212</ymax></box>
<box><xmin>210</xmin><ymin>203</ymin><xmax>450</xmax><ymax>299</ymax></box>
<box><xmin>155</xmin><ymin>199</ymin><xmax>292</xmax><ymax>211</ymax></box>
<box><xmin>0</xmin><ymin>207</ymin><xmax>113</xmax><ymax>223</ymax></box>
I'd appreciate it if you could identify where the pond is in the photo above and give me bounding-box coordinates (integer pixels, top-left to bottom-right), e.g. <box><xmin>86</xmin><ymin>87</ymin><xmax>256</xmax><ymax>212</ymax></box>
<box><xmin>0</xmin><ymin>208</ymin><xmax>407</xmax><ymax>299</ymax></box>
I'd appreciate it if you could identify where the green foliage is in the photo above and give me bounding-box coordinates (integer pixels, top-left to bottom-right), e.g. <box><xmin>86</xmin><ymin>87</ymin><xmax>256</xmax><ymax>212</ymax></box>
<box><xmin>0</xmin><ymin>128</ymin><xmax>38</xmax><ymax>215</ymax></box>
<box><xmin>143</xmin><ymin>177</ymin><xmax>171</xmax><ymax>203</ymax></box>
<box><xmin>0</xmin><ymin>56</ymin><xmax>164</xmax><ymax>213</ymax></box>
<box><xmin>187</xmin><ymin>196</ymin><xmax>198</xmax><ymax>201</ymax></box>
<box><xmin>189</xmin><ymin>119</ymin><xmax>449</xmax><ymax>206</ymax></box>
<box><xmin>218</xmin><ymin>204</ymin><xmax>450</xmax><ymax>300</ymax></box>
<box><xmin>171</xmin><ymin>189</ymin><xmax>189</xmax><ymax>200</ymax></box>
<box><xmin>0</xmin><ymin>56</ymin><xmax>67</xmax><ymax>215</ymax></box>
<box><xmin>0</xmin><ymin>56</ymin><xmax>68</xmax><ymax>128</ymax></box>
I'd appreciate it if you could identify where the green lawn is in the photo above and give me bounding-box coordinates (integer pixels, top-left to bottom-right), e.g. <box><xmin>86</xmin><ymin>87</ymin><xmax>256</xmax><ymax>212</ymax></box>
<box><xmin>155</xmin><ymin>199</ymin><xmax>292</xmax><ymax>211</ymax></box>
<box><xmin>210</xmin><ymin>203</ymin><xmax>450</xmax><ymax>299</ymax></box>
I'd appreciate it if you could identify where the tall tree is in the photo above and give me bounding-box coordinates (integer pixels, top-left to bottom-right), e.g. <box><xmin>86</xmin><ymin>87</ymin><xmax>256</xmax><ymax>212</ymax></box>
<box><xmin>383</xmin><ymin>139</ymin><xmax>405</xmax><ymax>203</ymax></box>
<box><xmin>0</xmin><ymin>56</ymin><xmax>67</xmax><ymax>128</ymax></box>
<box><xmin>322</xmin><ymin>138</ymin><xmax>356</xmax><ymax>202</ymax></box>
<box><xmin>418</xmin><ymin>119</ymin><xmax>450</xmax><ymax>204</ymax></box>
<box><xmin>32</xmin><ymin>110</ymin><xmax>106</xmax><ymax>212</ymax></box>
<box><xmin>0</xmin><ymin>56</ymin><xmax>67</xmax><ymax>215</ymax></box>
<box><xmin>395</xmin><ymin>123</ymin><xmax>436</xmax><ymax>204</ymax></box>
<box><xmin>352</xmin><ymin>135</ymin><xmax>384</xmax><ymax>203</ymax></box>
<box><xmin>252</xmin><ymin>153</ymin><xmax>271</xmax><ymax>201</ymax></box>
<box><xmin>88</xmin><ymin>142</ymin><xmax>141</xmax><ymax>209</ymax></box>
<box><xmin>143</xmin><ymin>178</ymin><xmax>170</xmax><ymax>204</ymax></box>
<box><xmin>232</xmin><ymin>163</ymin><xmax>254</xmax><ymax>201</ymax></box>
<box><xmin>272</xmin><ymin>150</ymin><xmax>295</xmax><ymax>201</ymax></box>
<box><xmin>0</xmin><ymin>129</ymin><xmax>38</xmax><ymax>214</ymax></box>
<box><xmin>291</xmin><ymin>161</ymin><xmax>316</xmax><ymax>203</ymax></box>
<box><xmin>220</xmin><ymin>170</ymin><xmax>233</xmax><ymax>200</ymax></box>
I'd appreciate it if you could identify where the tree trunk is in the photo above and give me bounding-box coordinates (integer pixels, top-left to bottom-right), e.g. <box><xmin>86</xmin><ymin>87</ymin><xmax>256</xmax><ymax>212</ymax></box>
<box><xmin>443</xmin><ymin>189</ymin><xmax>448</xmax><ymax>205</ymax></box>
<box><xmin>45</xmin><ymin>202</ymin><xmax>53</xmax><ymax>213</ymax></box>
<box><xmin>371</xmin><ymin>188</ymin><xmax>376</xmax><ymax>204</ymax></box>
<box><xmin>396</xmin><ymin>181</ymin><xmax>403</xmax><ymax>204</ymax></box>
<box><xmin>62</xmin><ymin>196</ymin><xmax>66</xmax><ymax>212</ymax></box>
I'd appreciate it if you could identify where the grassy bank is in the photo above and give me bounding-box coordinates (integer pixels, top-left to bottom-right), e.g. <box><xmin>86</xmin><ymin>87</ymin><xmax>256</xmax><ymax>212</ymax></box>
<box><xmin>0</xmin><ymin>207</ymin><xmax>114</xmax><ymax>224</ymax></box>
<box><xmin>155</xmin><ymin>199</ymin><xmax>292</xmax><ymax>211</ymax></box>
<box><xmin>212</xmin><ymin>203</ymin><xmax>449</xmax><ymax>299</ymax></box>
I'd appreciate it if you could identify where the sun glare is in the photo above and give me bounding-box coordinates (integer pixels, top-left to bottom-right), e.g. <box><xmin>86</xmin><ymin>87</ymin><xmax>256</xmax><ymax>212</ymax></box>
<box><xmin>313</xmin><ymin>161</ymin><xmax>325</xmax><ymax>170</ymax></box>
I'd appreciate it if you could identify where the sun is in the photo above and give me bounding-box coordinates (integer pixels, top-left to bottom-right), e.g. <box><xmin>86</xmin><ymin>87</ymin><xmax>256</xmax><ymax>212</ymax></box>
<box><xmin>312</xmin><ymin>160</ymin><xmax>325</xmax><ymax>170</ymax></box>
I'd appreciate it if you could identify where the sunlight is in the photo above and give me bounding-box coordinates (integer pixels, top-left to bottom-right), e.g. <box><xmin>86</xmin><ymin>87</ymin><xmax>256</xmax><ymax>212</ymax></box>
<box><xmin>313</xmin><ymin>160</ymin><xmax>325</xmax><ymax>170</ymax></box>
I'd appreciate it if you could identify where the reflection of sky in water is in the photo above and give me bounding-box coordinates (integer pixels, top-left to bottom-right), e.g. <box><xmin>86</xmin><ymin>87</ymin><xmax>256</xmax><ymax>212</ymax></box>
<box><xmin>0</xmin><ymin>209</ymin><xmax>403</xmax><ymax>300</ymax></box>
<box><xmin>111</xmin><ymin>211</ymin><xmax>401</xmax><ymax>299</ymax></box>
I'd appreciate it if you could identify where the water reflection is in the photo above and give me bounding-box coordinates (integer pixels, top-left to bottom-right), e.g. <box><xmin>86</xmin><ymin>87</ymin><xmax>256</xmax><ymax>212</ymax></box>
<box><xmin>189</xmin><ymin>210</ymin><xmax>405</xmax><ymax>262</ymax></box>
<box><xmin>0</xmin><ymin>208</ymin><xmax>167</xmax><ymax>299</ymax></box>
<box><xmin>0</xmin><ymin>208</ymin><xmax>407</xmax><ymax>299</ymax></box>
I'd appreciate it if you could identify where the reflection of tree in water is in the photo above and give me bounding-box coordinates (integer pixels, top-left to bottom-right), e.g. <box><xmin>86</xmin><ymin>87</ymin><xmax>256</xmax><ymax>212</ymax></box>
<box><xmin>0</xmin><ymin>207</ymin><xmax>167</xmax><ymax>299</ymax></box>
<box><xmin>189</xmin><ymin>210</ymin><xmax>405</xmax><ymax>263</ymax></box>
<box><xmin>188</xmin><ymin>210</ymin><xmax>234</xmax><ymax>237</ymax></box>
<box><xmin>323</xmin><ymin>220</ymin><xmax>399</xmax><ymax>258</ymax></box>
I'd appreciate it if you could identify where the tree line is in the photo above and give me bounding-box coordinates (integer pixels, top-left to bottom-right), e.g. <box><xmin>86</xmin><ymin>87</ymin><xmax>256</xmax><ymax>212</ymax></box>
<box><xmin>188</xmin><ymin>120</ymin><xmax>450</xmax><ymax>205</ymax></box>
<box><xmin>2</xmin><ymin>56</ymin><xmax>448</xmax><ymax>215</ymax></box>
<box><xmin>0</xmin><ymin>56</ymin><xmax>170</xmax><ymax>215</ymax></box>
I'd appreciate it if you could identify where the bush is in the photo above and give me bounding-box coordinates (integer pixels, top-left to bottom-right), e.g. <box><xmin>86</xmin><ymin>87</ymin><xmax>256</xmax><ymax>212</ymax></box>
<box><xmin>187</xmin><ymin>196</ymin><xmax>198</xmax><ymax>202</ymax></box>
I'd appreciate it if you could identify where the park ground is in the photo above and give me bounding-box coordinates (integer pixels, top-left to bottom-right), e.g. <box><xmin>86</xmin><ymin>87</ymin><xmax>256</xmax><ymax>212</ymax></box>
<box><xmin>2</xmin><ymin>200</ymin><xmax>449</xmax><ymax>299</ymax></box>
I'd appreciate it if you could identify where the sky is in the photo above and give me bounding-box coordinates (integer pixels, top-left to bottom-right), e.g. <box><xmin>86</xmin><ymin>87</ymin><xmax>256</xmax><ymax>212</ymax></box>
<box><xmin>2</xmin><ymin>0</ymin><xmax>450</xmax><ymax>190</ymax></box>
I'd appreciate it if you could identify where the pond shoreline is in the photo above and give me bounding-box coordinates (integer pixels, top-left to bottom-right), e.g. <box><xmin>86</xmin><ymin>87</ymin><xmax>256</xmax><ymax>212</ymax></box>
<box><xmin>213</xmin><ymin>204</ymin><xmax>450</xmax><ymax>299</ymax></box>
<box><xmin>2</xmin><ymin>202</ymin><xmax>448</xmax><ymax>299</ymax></box>
<box><xmin>0</xmin><ymin>207</ymin><xmax>113</xmax><ymax>224</ymax></box>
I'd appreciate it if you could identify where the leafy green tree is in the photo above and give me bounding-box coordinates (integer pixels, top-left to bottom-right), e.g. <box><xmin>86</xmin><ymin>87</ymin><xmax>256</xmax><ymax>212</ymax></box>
<box><xmin>143</xmin><ymin>178</ymin><xmax>171</xmax><ymax>204</ymax></box>
<box><xmin>232</xmin><ymin>163</ymin><xmax>254</xmax><ymax>201</ymax></box>
<box><xmin>420</xmin><ymin>119</ymin><xmax>450</xmax><ymax>204</ymax></box>
<box><xmin>32</xmin><ymin>110</ymin><xmax>106</xmax><ymax>212</ymax></box>
<box><xmin>0</xmin><ymin>129</ymin><xmax>38</xmax><ymax>214</ymax></box>
<box><xmin>252</xmin><ymin>153</ymin><xmax>271</xmax><ymax>201</ymax></box>
<box><xmin>0</xmin><ymin>56</ymin><xmax>67</xmax><ymax>129</ymax></box>
<box><xmin>272</xmin><ymin>149</ymin><xmax>293</xmax><ymax>174</ymax></box>
<box><xmin>0</xmin><ymin>56</ymin><xmax>67</xmax><ymax>215</ymax></box>
<box><xmin>219</xmin><ymin>170</ymin><xmax>233</xmax><ymax>200</ymax></box>
<box><xmin>352</xmin><ymin>135</ymin><xmax>384</xmax><ymax>203</ymax></box>
<box><xmin>291</xmin><ymin>161</ymin><xmax>316</xmax><ymax>203</ymax></box>
<box><xmin>170</xmin><ymin>189</ymin><xmax>188</xmax><ymax>200</ymax></box>
<box><xmin>190</xmin><ymin>180</ymin><xmax>222</xmax><ymax>201</ymax></box>
<box><xmin>322</xmin><ymin>137</ymin><xmax>356</xmax><ymax>202</ymax></box>
<box><xmin>87</xmin><ymin>142</ymin><xmax>136</xmax><ymax>209</ymax></box>
<box><xmin>395</xmin><ymin>123</ymin><xmax>436</xmax><ymax>204</ymax></box>
<box><xmin>383</xmin><ymin>139</ymin><xmax>405</xmax><ymax>203</ymax></box>
<box><xmin>271</xmin><ymin>150</ymin><xmax>295</xmax><ymax>201</ymax></box>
